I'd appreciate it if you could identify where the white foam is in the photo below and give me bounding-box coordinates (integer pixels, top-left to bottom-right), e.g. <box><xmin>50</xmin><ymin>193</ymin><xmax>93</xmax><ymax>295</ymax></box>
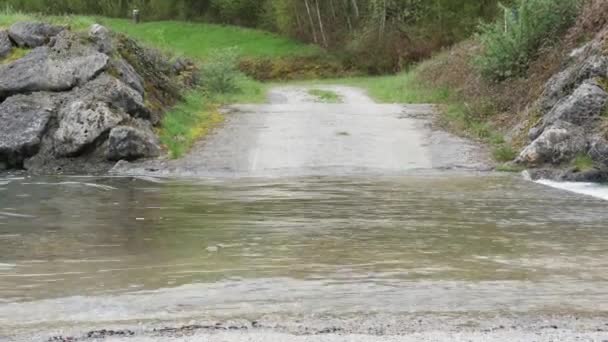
<box><xmin>536</xmin><ymin>179</ymin><xmax>608</xmax><ymax>201</ymax></box>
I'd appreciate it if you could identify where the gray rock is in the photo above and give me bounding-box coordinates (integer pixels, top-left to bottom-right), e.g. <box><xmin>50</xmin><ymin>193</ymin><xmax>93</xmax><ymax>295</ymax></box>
<box><xmin>79</xmin><ymin>74</ymin><xmax>149</xmax><ymax>118</ymax></box>
<box><xmin>0</xmin><ymin>93</ymin><xmax>56</xmax><ymax>167</ymax></box>
<box><xmin>559</xmin><ymin>167</ymin><xmax>608</xmax><ymax>183</ymax></box>
<box><xmin>51</xmin><ymin>74</ymin><xmax>149</xmax><ymax>157</ymax></box>
<box><xmin>543</xmin><ymin>80</ymin><xmax>608</xmax><ymax>127</ymax></box>
<box><xmin>0</xmin><ymin>46</ymin><xmax>109</xmax><ymax>99</ymax></box>
<box><xmin>528</xmin><ymin>126</ymin><xmax>544</xmax><ymax>142</ymax></box>
<box><xmin>8</xmin><ymin>22</ymin><xmax>64</xmax><ymax>48</ymax></box>
<box><xmin>111</xmin><ymin>58</ymin><xmax>145</xmax><ymax>95</ymax></box>
<box><xmin>0</xmin><ymin>30</ymin><xmax>13</xmax><ymax>59</ymax></box>
<box><xmin>89</xmin><ymin>24</ymin><xmax>113</xmax><ymax>54</ymax></box>
<box><xmin>517</xmin><ymin>121</ymin><xmax>588</xmax><ymax>166</ymax></box>
<box><xmin>53</xmin><ymin>100</ymin><xmax>124</xmax><ymax>157</ymax></box>
<box><xmin>588</xmin><ymin>135</ymin><xmax>608</xmax><ymax>166</ymax></box>
<box><xmin>107</xmin><ymin>126</ymin><xmax>161</xmax><ymax>161</ymax></box>
<box><xmin>539</xmin><ymin>55</ymin><xmax>608</xmax><ymax>113</ymax></box>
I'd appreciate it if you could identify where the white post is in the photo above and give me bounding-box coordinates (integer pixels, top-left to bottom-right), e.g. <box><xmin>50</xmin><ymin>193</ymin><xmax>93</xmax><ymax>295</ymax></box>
<box><xmin>133</xmin><ymin>9</ymin><xmax>140</xmax><ymax>24</ymax></box>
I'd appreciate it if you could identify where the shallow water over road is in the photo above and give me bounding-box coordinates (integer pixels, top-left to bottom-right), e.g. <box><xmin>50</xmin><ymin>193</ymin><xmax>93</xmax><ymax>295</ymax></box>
<box><xmin>1</xmin><ymin>174</ymin><xmax>608</xmax><ymax>339</ymax></box>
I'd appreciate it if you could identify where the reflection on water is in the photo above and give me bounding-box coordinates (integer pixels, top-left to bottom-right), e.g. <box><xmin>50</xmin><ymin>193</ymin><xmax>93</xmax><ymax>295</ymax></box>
<box><xmin>0</xmin><ymin>174</ymin><xmax>608</xmax><ymax>328</ymax></box>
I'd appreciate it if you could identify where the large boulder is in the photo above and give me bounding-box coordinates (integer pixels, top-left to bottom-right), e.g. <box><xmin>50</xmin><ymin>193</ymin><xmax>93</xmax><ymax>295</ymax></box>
<box><xmin>53</xmin><ymin>101</ymin><xmax>124</xmax><ymax>157</ymax></box>
<box><xmin>0</xmin><ymin>30</ymin><xmax>13</xmax><ymax>59</ymax></box>
<box><xmin>529</xmin><ymin>80</ymin><xmax>608</xmax><ymax>140</ymax></box>
<box><xmin>8</xmin><ymin>22</ymin><xmax>64</xmax><ymax>48</ymax></box>
<box><xmin>89</xmin><ymin>24</ymin><xmax>113</xmax><ymax>54</ymax></box>
<box><xmin>529</xmin><ymin>80</ymin><xmax>608</xmax><ymax>141</ymax></box>
<box><xmin>107</xmin><ymin>125</ymin><xmax>161</xmax><ymax>161</ymax></box>
<box><xmin>0</xmin><ymin>93</ymin><xmax>56</xmax><ymax>168</ymax></box>
<box><xmin>52</xmin><ymin>74</ymin><xmax>149</xmax><ymax>157</ymax></box>
<box><xmin>517</xmin><ymin>121</ymin><xmax>588</xmax><ymax>166</ymax></box>
<box><xmin>78</xmin><ymin>74</ymin><xmax>149</xmax><ymax>118</ymax></box>
<box><xmin>538</xmin><ymin>55</ymin><xmax>608</xmax><ymax>113</ymax></box>
<box><xmin>111</xmin><ymin>58</ymin><xmax>145</xmax><ymax>95</ymax></box>
<box><xmin>543</xmin><ymin>80</ymin><xmax>608</xmax><ymax>127</ymax></box>
<box><xmin>0</xmin><ymin>46</ymin><xmax>109</xmax><ymax>99</ymax></box>
<box><xmin>588</xmin><ymin>135</ymin><xmax>608</xmax><ymax>166</ymax></box>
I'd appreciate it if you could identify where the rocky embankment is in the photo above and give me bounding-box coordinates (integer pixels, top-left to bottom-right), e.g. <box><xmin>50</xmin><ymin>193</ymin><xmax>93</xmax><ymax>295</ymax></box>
<box><xmin>514</xmin><ymin>30</ymin><xmax>608</xmax><ymax>182</ymax></box>
<box><xmin>0</xmin><ymin>22</ymin><xmax>196</xmax><ymax>174</ymax></box>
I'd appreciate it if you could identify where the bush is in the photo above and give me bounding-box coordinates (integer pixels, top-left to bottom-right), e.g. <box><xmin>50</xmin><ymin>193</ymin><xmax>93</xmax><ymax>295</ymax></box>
<box><xmin>492</xmin><ymin>144</ymin><xmax>517</xmax><ymax>162</ymax></box>
<box><xmin>200</xmin><ymin>47</ymin><xmax>242</xmax><ymax>94</ymax></box>
<box><xmin>476</xmin><ymin>0</ymin><xmax>580</xmax><ymax>81</ymax></box>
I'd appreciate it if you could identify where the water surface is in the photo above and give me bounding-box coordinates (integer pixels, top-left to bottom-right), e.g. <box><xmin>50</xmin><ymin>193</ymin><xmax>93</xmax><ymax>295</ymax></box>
<box><xmin>1</xmin><ymin>174</ymin><xmax>607</xmax><ymax>334</ymax></box>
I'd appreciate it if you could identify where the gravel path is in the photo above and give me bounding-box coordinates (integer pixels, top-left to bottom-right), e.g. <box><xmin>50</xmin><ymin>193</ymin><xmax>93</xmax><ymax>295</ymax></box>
<box><xmin>113</xmin><ymin>85</ymin><xmax>491</xmax><ymax>177</ymax></box>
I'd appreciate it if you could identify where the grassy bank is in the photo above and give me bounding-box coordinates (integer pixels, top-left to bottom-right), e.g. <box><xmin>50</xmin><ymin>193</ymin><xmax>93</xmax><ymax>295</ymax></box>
<box><xmin>102</xmin><ymin>19</ymin><xmax>320</xmax><ymax>60</ymax></box>
<box><xmin>160</xmin><ymin>78</ymin><xmax>267</xmax><ymax>158</ymax></box>
<box><xmin>0</xmin><ymin>12</ymin><xmax>319</xmax><ymax>59</ymax></box>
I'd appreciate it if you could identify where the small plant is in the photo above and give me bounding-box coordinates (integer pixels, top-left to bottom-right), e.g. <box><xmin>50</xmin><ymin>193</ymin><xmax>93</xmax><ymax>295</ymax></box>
<box><xmin>0</xmin><ymin>47</ymin><xmax>29</xmax><ymax>64</ymax></box>
<box><xmin>200</xmin><ymin>47</ymin><xmax>243</xmax><ymax>94</ymax></box>
<box><xmin>496</xmin><ymin>163</ymin><xmax>526</xmax><ymax>173</ymax></box>
<box><xmin>476</xmin><ymin>0</ymin><xmax>580</xmax><ymax>81</ymax></box>
<box><xmin>492</xmin><ymin>144</ymin><xmax>518</xmax><ymax>162</ymax></box>
<box><xmin>572</xmin><ymin>154</ymin><xmax>594</xmax><ymax>171</ymax></box>
<box><xmin>308</xmin><ymin>89</ymin><xmax>342</xmax><ymax>103</ymax></box>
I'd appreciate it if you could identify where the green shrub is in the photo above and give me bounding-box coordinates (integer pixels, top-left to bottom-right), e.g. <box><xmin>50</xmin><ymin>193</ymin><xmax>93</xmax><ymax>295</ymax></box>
<box><xmin>572</xmin><ymin>154</ymin><xmax>594</xmax><ymax>171</ymax></box>
<box><xmin>200</xmin><ymin>47</ymin><xmax>243</xmax><ymax>94</ymax></box>
<box><xmin>476</xmin><ymin>0</ymin><xmax>580</xmax><ymax>81</ymax></box>
<box><xmin>492</xmin><ymin>144</ymin><xmax>517</xmax><ymax>162</ymax></box>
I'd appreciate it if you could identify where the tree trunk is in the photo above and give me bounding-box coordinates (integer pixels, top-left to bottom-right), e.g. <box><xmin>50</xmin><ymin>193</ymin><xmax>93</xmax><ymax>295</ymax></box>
<box><xmin>329</xmin><ymin>0</ymin><xmax>337</xmax><ymax>19</ymax></box>
<box><xmin>304</xmin><ymin>0</ymin><xmax>319</xmax><ymax>44</ymax></box>
<box><xmin>315</xmin><ymin>0</ymin><xmax>328</xmax><ymax>47</ymax></box>
<box><xmin>351</xmin><ymin>0</ymin><xmax>360</xmax><ymax>18</ymax></box>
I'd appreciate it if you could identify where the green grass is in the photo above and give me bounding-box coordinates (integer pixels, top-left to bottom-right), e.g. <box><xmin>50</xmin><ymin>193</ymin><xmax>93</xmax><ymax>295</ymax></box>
<box><xmin>495</xmin><ymin>163</ymin><xmax>525</xmax><ymax>173</ymax></box>
<box><xmin>308</xmin><ymin>89</ymin><xmax>342</xmax><ymax>103</ymax></box>
<box><xmin>572</xmin><ymin>154</ymin><xmax>595</xmax><ymax>172</ymax></box>
<box><xmin>492</xmin><ymin>145</ymin><xmax>517</xmax><ymax>163</ymax></box>
<box><xmin>0</xmin><ymin>11</ymin><xmax>320</xmax><ymax>61</ymax></box>
<box><xmin>0</xmin><ymin>47</ymin><xmax>29</xmax><ymax>64</ymax></box>
<box><xmin>160</xmin><ymin>77</ymin><xmax>267</xmax><ymax>158</ymax></box>
<box><xmin>0</xmin><ymin>11</ymin><xmax>97</xmax><ymax>30</ymax></box>
<box><xmin>101</xmin><ymin>19</ymin><xmax>321</xmax><ymax>60</ymax></box>
<box><xmin>294</xmin><ymin>70</ymin><xmax>450</xmax><ymax>104</ymax></box>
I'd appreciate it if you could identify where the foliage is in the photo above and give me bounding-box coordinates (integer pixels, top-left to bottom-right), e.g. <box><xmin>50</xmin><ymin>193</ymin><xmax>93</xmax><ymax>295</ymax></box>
<box><xmin>492</xmin><ymin>144</ymin><xmax>517</xmax><ymax>162</ymax></box>
<box><xmin>159</xmin><ymin>90</ymin><xmax>222</xmax><ymax>158</ymax></box>
<box><xmin>2</xmin><ymin>0</ymin><xmax>506</xmax><ymax>72</ymax></box>
<box><xmin>200</xmin><ymin>48</ymin><xmax>243</xmax><ymax>93</ymax></box>
<box><xmin>476</xmin><ymin>0</ymin><xmax>580</xmax><ymax>80</ymax></box>
<box><xmin>160</xmin><ymin>76</ymin><xmax>266</xmax><ymax>158</ymax></box>
<box><xmin>572</xmin><ymin>154</ymin><xmax>595</xmax><ymax>171</ymax></box>
<box><xmin>240</xmin><ymin>55</ymin><xmax>349</xmax><ymax>81</ymax></box>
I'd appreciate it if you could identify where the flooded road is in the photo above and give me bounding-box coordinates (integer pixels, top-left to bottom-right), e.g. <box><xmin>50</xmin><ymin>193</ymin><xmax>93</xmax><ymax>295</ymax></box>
<box><xmin>1</xmin><ymin>86</ymin><xmax>608</xmax><ymax>341</ymax></box>
<box><xmin>1</xmin><ymin>174</ymin><xmax>608</xmax><ymax>341</ymax></box>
